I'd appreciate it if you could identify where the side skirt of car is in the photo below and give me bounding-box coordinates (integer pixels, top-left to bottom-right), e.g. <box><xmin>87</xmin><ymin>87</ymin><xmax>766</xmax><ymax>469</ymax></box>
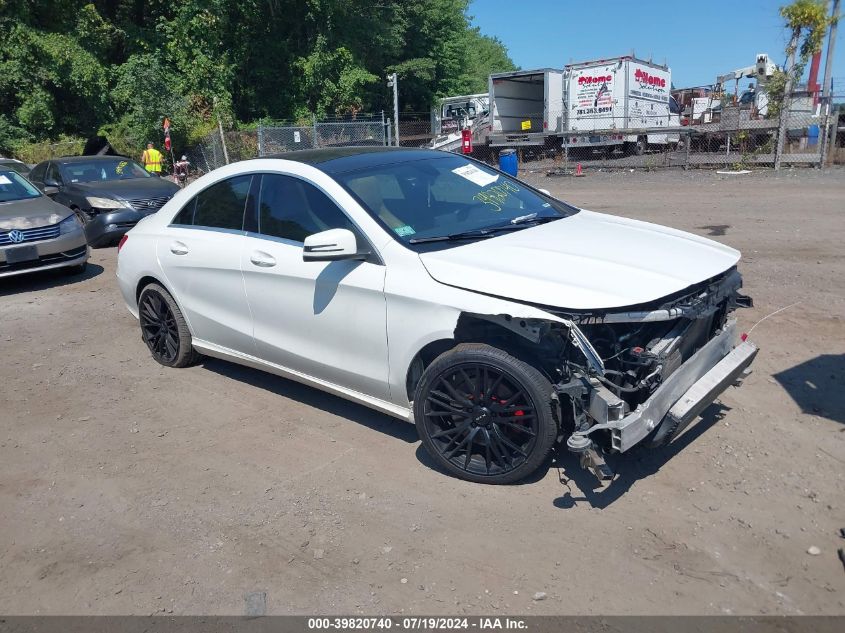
<box><xmin>190</xmin><ymin>338</ymin><xmax>413</xmax><ymax>422</ymax></box>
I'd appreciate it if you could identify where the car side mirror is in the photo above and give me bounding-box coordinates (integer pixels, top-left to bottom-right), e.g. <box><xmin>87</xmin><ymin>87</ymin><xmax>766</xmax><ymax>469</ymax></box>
<box><xmin>43</xmin><ymin>177</ymin><xmax>60</xmax><ymax>188</ymax></box>
<box><xmin>43</xmin><ymin>185</ymin><xmax>59</xmax><ymax>196</ymax></box>
<box><xmin>303</xmin><ymin>228</ymin><xmax>366</xmax><ymax>262</ymax></box>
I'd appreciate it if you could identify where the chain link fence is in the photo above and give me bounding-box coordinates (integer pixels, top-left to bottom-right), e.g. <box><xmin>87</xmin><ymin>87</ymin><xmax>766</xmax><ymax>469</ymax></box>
<box><xmin>179</xmin><ymin>114</ymin><xmax>390</xmax><ymax>181</ymax></box>
<box><xmin>258</xmin><ymin>115</ymin><xmax>389</xmax><ymax>156</ymax></box>
<box><xmin>178</xmin><ymin>97</ymin><xmax>840</xmax><ymax>182</ymax></box>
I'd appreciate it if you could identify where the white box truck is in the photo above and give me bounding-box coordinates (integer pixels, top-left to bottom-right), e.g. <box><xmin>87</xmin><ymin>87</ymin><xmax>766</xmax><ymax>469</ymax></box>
<box><xmin>563</xmin><ymin>56</ymin><xmax>680</xmax><ymax>154</ymax></box>
<box><xmin>488</xmin><ymin>57</ymin><xmax>680</xmax><ymax>154</ymax></box>
<box><xmin>488</xmin><ymin>69</ymin><xmax>564</xmax><ymax>145</ymax></box>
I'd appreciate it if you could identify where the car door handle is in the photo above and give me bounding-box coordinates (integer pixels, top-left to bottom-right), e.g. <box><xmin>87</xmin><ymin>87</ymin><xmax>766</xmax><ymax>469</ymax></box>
<box><xmin>250</xmin><ymin>251</ymin><xmax>276</xmax><ymax>267</ymax></box>
<box><xmin>170</xmin><ymin>241</ymin><xmax>189</xmax><ymax>255</ymax></box>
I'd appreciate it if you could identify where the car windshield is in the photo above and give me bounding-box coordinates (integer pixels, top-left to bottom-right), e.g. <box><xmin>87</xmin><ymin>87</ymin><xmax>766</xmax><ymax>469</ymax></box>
<box><xmin>0</xmin><ymin>161</ymin><xmax>29</xmax><ymax>175</ymax></box>
<box><xmin>334</xmin><ymin>154</ymin><xmax>578</xmax><ymax>246</ymax></box>
<box><xmin>60</xmin><ymin>159</ymin><xmax>150</xmax><ymax>183</ymax></box>
<box><xmin>0</xmin><ymin>169</ymin><xmax>42</xmax><ymax>202</ymax></box>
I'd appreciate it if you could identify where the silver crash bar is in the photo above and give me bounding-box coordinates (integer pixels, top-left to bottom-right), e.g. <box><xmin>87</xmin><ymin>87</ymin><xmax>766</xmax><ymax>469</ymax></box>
<box><xmin>577</xmin><ymin>319</ymin><xmax>758</xmax><ymax>452</ymax></box>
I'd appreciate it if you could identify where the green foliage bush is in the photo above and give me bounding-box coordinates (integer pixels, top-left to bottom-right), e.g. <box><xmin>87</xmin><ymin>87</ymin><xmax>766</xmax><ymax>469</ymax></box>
<box><xmin>0</xmin><ymin>0</ymin><xmax>515</xmax><ymax>158</ymax></box>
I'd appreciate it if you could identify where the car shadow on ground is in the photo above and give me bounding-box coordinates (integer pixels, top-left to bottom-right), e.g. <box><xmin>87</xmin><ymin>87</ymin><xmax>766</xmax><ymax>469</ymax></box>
<box><xmin>0</xmin><ymin>263</ymin><xmax>104</xmax><ymax>297</ymax></box>
<box><xmin>773</xmin><ymin>354</ymin><xmax>844</xmax><ymax>426</ymax></box>
<box><xmin>196</xmin><ymin>358</ymin><xmax>737</xmax><ymax>496</ymax></box>
<box><xmin>551</xmin><ymin>402</ymin><xmax>729</xmax><ymax>509</ymax></box>
<box><xmin>200</xmin><ymin>358</ymin><xmax>420</xmax><ymax>443</ymax></box>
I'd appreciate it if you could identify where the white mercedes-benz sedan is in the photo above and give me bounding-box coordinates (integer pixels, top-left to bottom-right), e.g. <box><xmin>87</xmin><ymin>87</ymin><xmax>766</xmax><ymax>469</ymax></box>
<box><xmin>116</xmin><ymin>147</ymin><xmax>757</xmax><ymax>484</ymax></box>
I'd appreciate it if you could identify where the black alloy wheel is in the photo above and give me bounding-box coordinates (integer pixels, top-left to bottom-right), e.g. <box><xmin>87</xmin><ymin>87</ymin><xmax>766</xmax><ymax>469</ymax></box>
<box><xmin>138</xmin><ymin>283</ymin><xmax>199</xmax><ymax>368</ymax></box>
<box><xmin>414</xmin><ymin>344</ymin><xmax>557</xmax><ymax>484</ymax></box>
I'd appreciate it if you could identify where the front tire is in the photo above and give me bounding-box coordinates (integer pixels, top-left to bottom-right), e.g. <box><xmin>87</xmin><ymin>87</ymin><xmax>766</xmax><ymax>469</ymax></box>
<box><xmin>138</xmin><ymin>283</ymin><xmax>200</xmax><ymax>368</ymax></box>
<box><xmin>88</xmin><ymin>236</ymin><xmax>113</xmax><ymax>249</ymax></box>
<box><xmin>63</xmin><ymin>261</ymin><xmax>87</xmax><ymax>276</ymax></box>
<box><xmin>413</xmin><ymin>344</ymin><xmax>557</xmax><ymax>484</ymax></box>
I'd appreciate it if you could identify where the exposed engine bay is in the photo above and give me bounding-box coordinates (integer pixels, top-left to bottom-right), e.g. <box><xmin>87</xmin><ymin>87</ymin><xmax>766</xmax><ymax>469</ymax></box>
<box><xmin>462</xmin><ymin>267</ymin><xmax>758</xmax><ymax>483</ymax></box>
<box><xmin>557</xmin><ymin>268</ymin><xmax>750</xmax><ymax>402</ymax></box>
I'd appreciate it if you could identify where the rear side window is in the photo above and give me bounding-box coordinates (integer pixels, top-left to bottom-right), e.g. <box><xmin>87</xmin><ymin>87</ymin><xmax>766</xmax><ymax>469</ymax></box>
<box><xmin>172</xmin><ymin>199</ymin><xmax>196</xmax><ymax>225</ymax></box>
<box><xmin>173</xmin><ymin>175</ymin><xmax>253</xmax><ymax>230</ymax></box>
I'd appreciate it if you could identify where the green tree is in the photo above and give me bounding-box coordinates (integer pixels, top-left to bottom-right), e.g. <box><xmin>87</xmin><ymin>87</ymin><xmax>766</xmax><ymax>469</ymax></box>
<box><xmin>0</xmin><ymin>0</ymin><xmax>515</xmax><ymax>155</ymax></box>
<box><xmin>769</xmin><ymin>0</ymin><xmax>832</xmax><ymax>118</ymax></box>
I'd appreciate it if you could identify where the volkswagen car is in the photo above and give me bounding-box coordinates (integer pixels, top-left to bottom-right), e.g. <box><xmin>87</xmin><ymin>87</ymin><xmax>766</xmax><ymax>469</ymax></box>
<box><xmin>116</xmin><ymin>147</ymin><xmax>757</xmax><ymax>485</ymax></box>
<box><xmin>0</xmin><ymin>167</ymin><xmax>88</xmax><ymax>278</ymax></box>
<box><xmin>29</xmin><ymin>156</ymin><xmax>179</xmax><ymax>248</ymax></box>
<box><xmin>0</xmin><ymin>157</ymin><xmax>31</xmax><ymax>177</ymax></box>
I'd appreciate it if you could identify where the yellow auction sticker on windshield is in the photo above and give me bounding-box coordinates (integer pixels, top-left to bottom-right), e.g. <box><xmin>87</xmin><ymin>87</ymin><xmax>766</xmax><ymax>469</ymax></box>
<box><xmin>473</xmin><ymin>180</ymin><xmax>520</xmax><ymax>212</ymax></box>
<box><xmin>116</xmin><ymin>161</ymin><xmax>128</xmax><ymax>174</ymax></box>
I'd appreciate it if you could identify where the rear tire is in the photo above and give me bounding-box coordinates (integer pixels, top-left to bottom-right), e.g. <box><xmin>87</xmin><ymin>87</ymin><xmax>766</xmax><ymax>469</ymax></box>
<box><xmin>413</xmin><ymin>343</ymin><xmax>557</xmax><ymax>484</ymax></box>
<box><xmin>634</xmin><ymin>136</ymin><xmax>647</xmax><ymax>155</ymax></box>
<box><xmin>624</xmin><ymin>137</ymin><xmax>647</xmax><ymax>156</ymax></box>
<box><xmin>138</xmin><ymin>282</ymin><xmax>200</xmax><ymax>368</ymax></box>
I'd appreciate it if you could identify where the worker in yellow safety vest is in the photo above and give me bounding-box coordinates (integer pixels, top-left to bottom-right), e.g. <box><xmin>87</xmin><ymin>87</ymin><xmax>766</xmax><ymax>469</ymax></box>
<box><xmin>141</xmin><ymin>142</ymin><xmax>163</xmax><ymax>175</ymax></box>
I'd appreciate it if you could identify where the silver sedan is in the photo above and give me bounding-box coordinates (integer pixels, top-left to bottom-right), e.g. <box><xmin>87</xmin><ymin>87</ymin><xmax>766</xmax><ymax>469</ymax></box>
<box><xmin>0</xmin><ymin>168</ymin><xmax>88</xmax><ymax>279</ymax></box>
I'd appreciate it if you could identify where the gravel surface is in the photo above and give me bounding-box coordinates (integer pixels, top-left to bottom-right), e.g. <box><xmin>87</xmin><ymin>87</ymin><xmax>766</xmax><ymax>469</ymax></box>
<box><xmin>1</xmin><ymin>167</ymin><xmax>843</xmax><ymax>615</ymax></box>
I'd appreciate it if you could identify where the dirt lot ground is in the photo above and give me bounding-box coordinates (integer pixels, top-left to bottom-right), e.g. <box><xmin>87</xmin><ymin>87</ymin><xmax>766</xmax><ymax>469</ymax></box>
<box><xmin>1</xmin><ymin>167</ymin><xmax>843</xmax><ymax>616</ymax></box>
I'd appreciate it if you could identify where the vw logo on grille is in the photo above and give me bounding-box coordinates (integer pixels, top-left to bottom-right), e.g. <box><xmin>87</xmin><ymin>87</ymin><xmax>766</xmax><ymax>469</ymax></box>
<box><xmin>147</xmin><ymin>200</ymin><xmax>155</xmax><ymax>208</ymax></box>
<box><xmin>8</xmin><ymin>230</ymin><xmax>25</xmax><ymax>243</ymax></box>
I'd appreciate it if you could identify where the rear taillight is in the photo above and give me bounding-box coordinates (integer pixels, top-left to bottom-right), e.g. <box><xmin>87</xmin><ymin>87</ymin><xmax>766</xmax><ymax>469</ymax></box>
<box><xmin>118</xmin><ymin>235</ymin><xmax>128</xmax><ymax>252</ymax></box>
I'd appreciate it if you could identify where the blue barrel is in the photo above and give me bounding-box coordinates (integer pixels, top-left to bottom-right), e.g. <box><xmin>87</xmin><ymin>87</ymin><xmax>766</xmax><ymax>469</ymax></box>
<box><xmin>499</xmin><ymin>149</ymin><xmax>518</xmax><ymax>177</ymax></box>
<box><xmin>808</xmin><ymin>124</ymin><xmax>820</xmax><ymax>146</ymax></box>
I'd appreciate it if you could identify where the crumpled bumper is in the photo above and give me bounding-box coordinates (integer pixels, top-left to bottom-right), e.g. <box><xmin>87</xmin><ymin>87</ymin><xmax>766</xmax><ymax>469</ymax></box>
<box><xmin>84</xmin><ymin>209</ymin><xmax>155</xmax><ymax>246</ymax></box>
<box><xmin>581</xmin><ymin>319</ymin><xmax>758</xmax><ymax>452</ymax></box>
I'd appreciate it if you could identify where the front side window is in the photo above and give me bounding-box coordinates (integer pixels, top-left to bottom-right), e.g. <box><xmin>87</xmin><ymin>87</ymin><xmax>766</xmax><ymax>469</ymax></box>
<box><xmin>669</xmin><ymin>96</ymin><xmax>682</xmax><ymax>114</ymax></box>
<box><xmin>28</xmin><ymin>163</ymin><xmax>47</xmax><ymax>183</ymax></box>
<box><xmin>46</xmin><ymin>163</ymin><xmax>63</xmax><ymax>185</ymax></box>
<box><xmin>174</xmin><ymin>175</ymin><xmax>253</xmax><ymax>230</ymax></box>
<box><xmin>0</xmin><ymin>169</ymin><xmax>42</xmax><ymax>202</ymax></box>
<box><xmin>256</xmin><ymin>174</ymin><xmax>356</xmax><ymax>242</ymax></box>
<box><xmin>60</xmin><ymin>159</ymin><xmax>149</xmax><ymax>183</ymax></box>
<box><xmin>334</xmin><ymin>154</ymin><xmax>578</xmax><ymax>247</ymax></box>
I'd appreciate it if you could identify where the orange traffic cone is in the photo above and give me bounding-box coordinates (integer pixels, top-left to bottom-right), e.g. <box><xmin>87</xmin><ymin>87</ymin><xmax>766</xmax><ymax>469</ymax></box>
<box><xmin>575</xmin><ymin>163</ymin><xmax>584</xmax><ymax>177</ymax></box>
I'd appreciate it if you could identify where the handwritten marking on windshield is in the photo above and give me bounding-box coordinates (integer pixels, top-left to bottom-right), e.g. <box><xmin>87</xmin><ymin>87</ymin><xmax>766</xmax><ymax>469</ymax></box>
<box><xmin>473</xmin><ymin>181</ymin><xmax>520</xmax><ymax>212</ymax></box>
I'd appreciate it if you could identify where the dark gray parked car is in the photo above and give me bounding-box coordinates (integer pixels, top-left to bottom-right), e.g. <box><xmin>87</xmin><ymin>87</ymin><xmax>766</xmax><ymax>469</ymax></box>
<box><xmin>28</xmin><ymin>156</ymin><xmax>179</xmax><ymax>247</ymax></box>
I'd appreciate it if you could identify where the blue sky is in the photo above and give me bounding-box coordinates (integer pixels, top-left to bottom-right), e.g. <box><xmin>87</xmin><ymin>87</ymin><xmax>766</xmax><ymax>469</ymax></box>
<box><xmin>468</xmin><ymin>0</ymin><xmax>843</xmax><ymax>92</ymax></box>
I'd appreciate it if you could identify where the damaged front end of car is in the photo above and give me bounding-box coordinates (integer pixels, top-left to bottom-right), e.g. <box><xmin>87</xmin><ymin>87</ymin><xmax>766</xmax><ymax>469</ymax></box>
<box><xmin>473</xmin><ymin>267</ymin><xmax>759</xmax><ymax>484</ymax></box>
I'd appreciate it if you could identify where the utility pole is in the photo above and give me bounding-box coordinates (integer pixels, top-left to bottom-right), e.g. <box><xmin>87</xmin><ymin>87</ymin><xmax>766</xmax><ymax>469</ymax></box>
<box><xmin>387</xmin><ymin>72</ymin><xmax>399</xmax><ymax>146</ymax></box>
<box><xmin>819</xmin><ymin>0</ymin><xmax>840</xmax><ymax>166</ymax></box>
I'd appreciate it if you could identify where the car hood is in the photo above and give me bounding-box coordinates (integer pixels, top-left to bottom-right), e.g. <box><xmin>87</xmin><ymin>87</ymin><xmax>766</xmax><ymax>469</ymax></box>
<box><xmin>69</xmin><ymin>177</ymin><xmax>179</xmax><ymax>201</ymax></box>
<box><xmin>418</xmin><ymin>209</ymin><xmax>741</xmax><ymax>311</ymax></box>
<box><xmin>0</xmin><ymin>196</ymin><xmax>72</xmax><ymax>230</ymax></box>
